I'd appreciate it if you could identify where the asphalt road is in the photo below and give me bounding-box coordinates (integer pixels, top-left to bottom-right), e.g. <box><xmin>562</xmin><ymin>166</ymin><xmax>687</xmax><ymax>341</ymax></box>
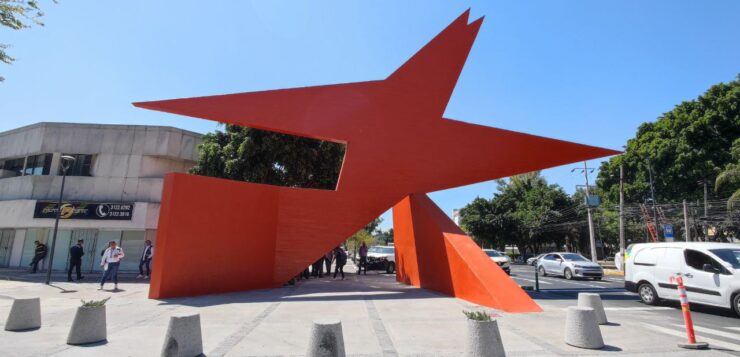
<box><xmin>510</xmin><ymin>264</ymin><xmax>740</xmax><ymax>354</ymax></box>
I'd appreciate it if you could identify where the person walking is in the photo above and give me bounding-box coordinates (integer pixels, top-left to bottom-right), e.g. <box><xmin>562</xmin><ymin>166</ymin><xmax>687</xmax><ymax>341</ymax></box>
<box><xmin>99</xmin><ymin>241</ymin><xmax>125</xmax><ymax>291</ymax></box>
<box><xmin>29</xmin><ymin>240</ymin><xmax>48</xmax><ymax>273</ymax></box>
<box><xmin>333</xmin><ymin>246</ymin><xmax>347</xmax><ymax>280</ymax></box>
<box><xmin>324</xmin><ymin>250</ymin><xmax>333</xmax><ymax>276</ymax></box>
<box><xmin>67</xmin><ymin>240</ymin><xmax>85</xmax><ymax>282</ymax></box>
<box><xmin>137</xmin><ymin>240</ymin><xmax>154</xmax><ymax>279</ymax></box>
<box><xmin>312</xmin><ymin>257</ymin><xmax>324</xmax><ymax>278</ymax></box>
<box><xmin>358</xmin><ymin>242</ymin><xmax>368</xmax><ymax>275</ymax></box>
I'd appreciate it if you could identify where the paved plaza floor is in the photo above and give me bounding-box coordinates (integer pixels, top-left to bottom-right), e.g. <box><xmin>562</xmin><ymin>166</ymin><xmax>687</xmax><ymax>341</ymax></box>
<box><xmin>0</xmin><ymin>264</ymin><xmax>737</xmax><ymax>356</ymax></box>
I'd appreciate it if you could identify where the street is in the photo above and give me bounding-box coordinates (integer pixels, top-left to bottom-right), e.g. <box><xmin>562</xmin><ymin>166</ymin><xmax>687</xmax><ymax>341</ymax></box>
<box><xmin>510</xmin><ymin>264</ymin><xmax>740</xmax><ymax>353</ymax></box>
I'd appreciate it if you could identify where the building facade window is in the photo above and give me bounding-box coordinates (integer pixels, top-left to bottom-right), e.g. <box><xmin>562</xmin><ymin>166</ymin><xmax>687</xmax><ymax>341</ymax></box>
<box><xmin>60</xmin><ymin>154</ymin><xmax>94</xmax><ymax>176</ymax></box>
<box><xmin>0</xmin><ymin>157</ymin><xmax>26</xmax><ymax>177</ymax></box>
<box><xmin>23</xmin><ymin>154</ymin><xmax>53</xmax><ymax>176</ymax></box>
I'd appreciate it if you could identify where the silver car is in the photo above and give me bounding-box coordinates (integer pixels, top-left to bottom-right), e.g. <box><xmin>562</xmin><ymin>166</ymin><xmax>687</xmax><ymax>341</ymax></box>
<box><xmin>537</xmin><ymin>252</ymin><xmax>603</xmax><ymax>280</ymax></box>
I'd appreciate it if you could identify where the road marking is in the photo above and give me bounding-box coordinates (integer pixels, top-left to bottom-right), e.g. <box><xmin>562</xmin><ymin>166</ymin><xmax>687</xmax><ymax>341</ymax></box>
<box><xmin>674</xmin><ymin>324</ymin><xmax>740</xmax><ymax>341</ymax></box>
<box><xmin>562</xmin><ymin>307</ymin><xmax>671</xmax><ymax>311</ymax></box>
<box><xmin>642</xmin><ymin>323</ymin><xmax>740</xmax><ymax>352</ymax></box>
<box><xmin>604</xmin><ymin>307</ymin><xmax>673</xmax><ymax>311</ymax></box>
<box><xmin>728</xmin><ymin>327</ymin><xmax>740</xmax><ymax>332</ymax></box>
<box><xmin>511</xmin><ymin>276</ymin><xmax>552</xmax><ymax>285</ymax></box>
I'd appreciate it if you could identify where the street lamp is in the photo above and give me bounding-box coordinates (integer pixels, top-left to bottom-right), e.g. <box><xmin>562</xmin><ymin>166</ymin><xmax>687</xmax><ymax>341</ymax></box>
<box><xmin>45</xmin><ymin>155</ymin><xmax>76</xmax><ymax>285</ymax></box>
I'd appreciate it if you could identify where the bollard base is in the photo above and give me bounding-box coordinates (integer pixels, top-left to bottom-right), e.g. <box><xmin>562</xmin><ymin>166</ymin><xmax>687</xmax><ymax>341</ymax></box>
<box><xmin>678</xmin><ymin>342</ymin><xmax>709</xmax><ymax>350</ymax></box>
<box><xmin>520</xmin><ymin>285</ymin><xmax>534</xmax><ymax>291</ymax></box>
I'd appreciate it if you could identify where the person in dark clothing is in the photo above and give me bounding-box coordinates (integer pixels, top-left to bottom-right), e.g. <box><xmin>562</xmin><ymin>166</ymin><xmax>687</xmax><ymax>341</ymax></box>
<box><xmin>333</xmin><ymin>246</ymin><xmax>347</xmax><ymax>280</ymax></box>
<box><xmin>137</xmin><ymin>240</ymin><xmax>154</xmax><ymax>279</ymax></box>
<box><xmin>358</xmin><ymin>242</ymin><xmax>368</xmax><ymax>275</ymax></box>
<box><xmin>29</xmin><ymin>241</ymin><xmax>48</xmax><ymax>273</ymax></box>
<box><xmin>67</xmin><ymin>240</ymin><xmax>85</xmax><ymax>281</ymax></box>
<box><xmin>312</xmin><ymin>258</ymin><xmax>324</xmax><ymax>278</ymax></box>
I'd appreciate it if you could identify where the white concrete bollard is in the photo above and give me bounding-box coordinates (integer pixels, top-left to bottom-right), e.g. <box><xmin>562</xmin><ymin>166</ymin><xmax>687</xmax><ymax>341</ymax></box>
<box><xmin>564</xmin><ymin>307</ymin><xmax>604</xmax><ymax>349</ymax></box>
<box><xmin>4</xmin><ymin>297</ymin><xmax>41</xmax><ymax>331</ymax></box>
<box><xmin>466</xmin><ymin>319</ymin><xmax>506</xmax><ymax>357</ymax></box>
<box><xmin>161</xmin><ymin>313</ymin><xmax>203</xmax><ymax>357</ymax></box>
<box><xmin>577</xmin><ymin>293</ymin><xmax>608</xmax><ymax>325</ymax></box>
<box><xmin>307</xmin><ymin>320</ymin><xmax>346</xmax><ymax>357</ymax></box>
<box><xmin>67</xmin><ymin>305</ymin><xmax>107</xmax><ymax>345</ymax></box>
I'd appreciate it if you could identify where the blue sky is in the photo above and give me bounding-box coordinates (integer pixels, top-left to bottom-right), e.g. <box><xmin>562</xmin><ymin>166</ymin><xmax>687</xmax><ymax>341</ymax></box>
<box><xmin>2</xmin><ymin>1</ymin><xmax>739</xmax><ymax>230</ymax></box>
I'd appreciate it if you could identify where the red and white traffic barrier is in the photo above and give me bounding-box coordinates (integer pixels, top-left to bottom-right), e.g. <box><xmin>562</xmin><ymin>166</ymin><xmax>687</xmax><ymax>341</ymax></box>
<box><xmin>672</xmin><ymin>274</ymin><xmax>708</xmax><ymax>350</ymax></box>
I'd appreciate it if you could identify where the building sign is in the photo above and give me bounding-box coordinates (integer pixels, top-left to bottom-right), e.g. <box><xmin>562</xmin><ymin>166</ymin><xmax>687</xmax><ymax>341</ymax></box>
<box><xmin>34</xmin><ymin>201</ymin><xmax>134</xmax><ymax>220</ymax></box>
<box><xmin>663</xmin><ymin>224</ymin><xmax>674</xmax><ymax>242</ymax></box>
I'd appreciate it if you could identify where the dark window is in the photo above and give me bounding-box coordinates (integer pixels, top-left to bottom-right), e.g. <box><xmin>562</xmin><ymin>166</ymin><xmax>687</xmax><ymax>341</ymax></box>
<box><xmin>544</xmin><ymin>254</ymin><xmax>557</xmax><ymax>261</ymax></box>
<box><xmin>709</xmin><ymin>249</ymin><xmax>740</xmax><ymax>269</ymax></box>
<box><xmin>60</xmin><ymin>154</ymin><xmax>93</xmax><ymax>176</ymax></box>
<box><xmin>23</xmin><ymin>154</ymin><xmax>52</xmax><ymax>176</ymax></box>
<box><xmin>0</xmin><ymin>157</ymin><xmax>25</xmax><ymax>176</ymax></box>
<box><xmin>684</xmin><ymin>249</ymin><xmax>724</xmax><ymax>272</ymax></box>
<box><xmin>561</xmin><ymin>253</ymin><xmax>589</xmax><ymax>262</ymax></box>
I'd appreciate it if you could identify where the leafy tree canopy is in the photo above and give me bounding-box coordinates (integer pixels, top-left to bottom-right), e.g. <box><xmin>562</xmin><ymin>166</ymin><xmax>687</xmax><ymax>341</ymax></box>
<box><xmin>190</xmin><ymin>124</ymin><xmax>345</xmax><ymax>190</ymax></box>
<box><xmin>597</xmin><ymin>75</ymin><xmax>740</xmax><ymax>205</ymax></box>
<box><xmin>1</xmin><ymin>0</ymin><xmax>49</xmax><ymax>82</ymax></box>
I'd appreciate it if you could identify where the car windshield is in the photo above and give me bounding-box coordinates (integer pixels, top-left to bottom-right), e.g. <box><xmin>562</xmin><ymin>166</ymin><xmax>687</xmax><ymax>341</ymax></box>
<box><xmin>709</xmin><ymin>249</ymin><xmax>740</xmax><ymax>269</ymax></box>
<box><xmin>485</xmin><ymin>250</ymin><xmax>503</xmax><ymax>257</ymax></box>
<box><xmin>561</xmin><ymin>253</ymin><xmax>589</xmax><ymax>262</ymax></box>
<box><xmin>370</xmin><ymin>247</ymin><xmax>394</xmax><ymax>254</ymax></box>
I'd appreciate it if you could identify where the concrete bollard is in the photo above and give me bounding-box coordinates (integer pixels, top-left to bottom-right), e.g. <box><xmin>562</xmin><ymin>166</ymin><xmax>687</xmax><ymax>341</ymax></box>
<box><xmin>466</xmin><ymin>319</ymin><xmax>506</xmax><ymax>357</ymax></box>
<box><xmin>161</xmin><ymin>313</ymin><xmax>203</xmax><ymax>357</ymax></box>
<box><xmin>307</xmin><ymin>320</ymin><xmax>346</xmax><ymax>357</ymax></box>
<box><xmin>577</xmin><ymin>293</ymin><xmax>608</xmax><ymax>325</ymax></box>
<box><xmin>67</xmin><ymin>305</ymin><xmax>107</xmax><ymax>345</ymax></box>
<box><xmin>564</xmin><ymin>307</ymin><xmax>604</xmax><ymax>349</ymax></box>
<box><xmin>4</xmin><ymin>297</ymin><xmax>41</xmax><ymax>331</ymax></box>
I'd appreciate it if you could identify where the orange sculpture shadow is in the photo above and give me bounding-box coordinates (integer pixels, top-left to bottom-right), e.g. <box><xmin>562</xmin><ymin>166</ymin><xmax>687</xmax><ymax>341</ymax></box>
<box><xmin>135</xmin><ymin>10</ymin><xmax>619</xmax><ymax>312</ymax></box>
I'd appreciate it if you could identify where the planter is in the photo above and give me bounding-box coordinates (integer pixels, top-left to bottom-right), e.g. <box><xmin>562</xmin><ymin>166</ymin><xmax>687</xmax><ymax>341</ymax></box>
<box><xmin>307</xmin><ymin>319</ymin><xmax>345</xmax><ymax>357</ymax></box>
<box><xmin>67</xmin><ymin>305</ymin><xmax>107</xmax><ymax>345</ymax></box>
<box><xmin>466</xmin><ymin>319</ymin><xmax>506</xmax><ymax>357</ymax></box>
<box><xmin>4</xmin><ymin>297</ymin><xmax>41</xmax><ymax>331</ymax></box>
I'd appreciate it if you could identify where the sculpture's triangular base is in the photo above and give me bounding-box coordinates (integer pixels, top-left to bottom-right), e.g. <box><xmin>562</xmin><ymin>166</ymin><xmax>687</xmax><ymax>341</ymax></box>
<box><xmin>393</xmin><ymin>194</ymin><xmax>542</xmax><ymax>313</ymax></box>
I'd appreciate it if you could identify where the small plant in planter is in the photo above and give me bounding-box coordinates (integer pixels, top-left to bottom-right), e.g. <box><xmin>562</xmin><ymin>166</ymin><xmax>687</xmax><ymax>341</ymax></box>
<box><xmin>80</xmin><ymin>297</ymin><xmax>110</xmax><ymax>308</ymax></box>
<box><xmin>463</xmin><ymin>310</ymin><xmax>505</xmax><ymax>357</ymax></box>
<box><xmin>67</xmin><ymin>297</ymin><xmax>110</xmax><ymax>345</ymax></box>
<box><xmin>463</xmin><ymin>310</ymin><xmax>492</xmax><ymax>321</ymax></box>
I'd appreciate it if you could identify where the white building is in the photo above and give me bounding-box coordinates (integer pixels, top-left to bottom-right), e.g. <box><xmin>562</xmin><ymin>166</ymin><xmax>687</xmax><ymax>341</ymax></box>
<box><xmin>0</xmin><ymin>122</ymin><xmax>200</xmax><ymax>272</ymax></box>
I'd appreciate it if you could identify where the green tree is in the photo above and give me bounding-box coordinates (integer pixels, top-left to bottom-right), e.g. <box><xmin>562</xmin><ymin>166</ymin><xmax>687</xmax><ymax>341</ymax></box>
<box><xmin>345</xmin><ymin>229</ymin><xmax>375</xmax><ymax>260</ymax></box>
<box><xmin>715</xmin><ymin>138</ymin><xmax>740</xmax><ymax>209</ymax></box>
<box><xmin>1</xmin><ymin>0</ymin><xmax>49</xmax><ymax>82</ymax></box>
<box><xmin>190</xmin><ymin>124</ymin><xmax>345</xmax><ymax>190</ymax></box>
<box><xmin>597</xmin><ymin>75</ymin><xmax>740</xmax><ymax>205</ymax></box>
<box><xmin>459</xmin><ymin>172</ymin><xmax>570</xmax><ymax>257</ymax></box>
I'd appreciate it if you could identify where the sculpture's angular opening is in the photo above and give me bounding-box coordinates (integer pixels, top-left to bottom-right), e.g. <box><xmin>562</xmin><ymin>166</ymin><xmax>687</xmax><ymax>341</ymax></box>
<box><xmin>190</xmin><ymin>124</ymin><xmax>346</xmax><ymax>191</ymax></box>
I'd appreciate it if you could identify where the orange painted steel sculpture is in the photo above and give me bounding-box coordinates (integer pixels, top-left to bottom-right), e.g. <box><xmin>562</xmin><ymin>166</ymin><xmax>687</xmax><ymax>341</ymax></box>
<box><xmin>134</xmin><ymin>11</ymin><xmax>619</xmax><ymax>312</ymax></box>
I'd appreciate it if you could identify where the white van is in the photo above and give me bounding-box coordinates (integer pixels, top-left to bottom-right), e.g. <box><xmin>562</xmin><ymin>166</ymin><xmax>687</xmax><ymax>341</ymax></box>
<box><xmin>624</xmin><ymin>242</ymin><xmax>740</xmax><ymax>317</ymax></box>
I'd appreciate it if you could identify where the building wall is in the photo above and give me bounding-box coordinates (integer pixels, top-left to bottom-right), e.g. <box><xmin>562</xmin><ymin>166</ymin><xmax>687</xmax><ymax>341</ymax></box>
<box><xmin>0</xmin><ymin>122</ymin><xmax>201</xmax><ymax>271</ymax></box>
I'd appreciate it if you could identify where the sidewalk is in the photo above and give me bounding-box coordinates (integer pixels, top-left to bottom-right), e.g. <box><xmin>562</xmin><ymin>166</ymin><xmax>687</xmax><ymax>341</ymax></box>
<box><xmin>0</xmin><ymin>266</ymin><xmax>733</xmax><ymax>356</ymax></box>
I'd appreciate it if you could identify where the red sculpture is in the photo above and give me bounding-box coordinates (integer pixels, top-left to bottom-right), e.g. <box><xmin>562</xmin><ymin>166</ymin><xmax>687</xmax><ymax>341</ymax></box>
<box><xmin>134</xmin><ymin>10</ymin><xmax>618</xmax><ymax>312</ymax></box>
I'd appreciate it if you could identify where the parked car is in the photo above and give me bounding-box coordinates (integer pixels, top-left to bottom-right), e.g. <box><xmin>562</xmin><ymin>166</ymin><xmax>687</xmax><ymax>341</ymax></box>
<box><xmin>527</xmin><ymin>254</ymin><xmax>545</xmax><ymax>266</ymax></box>
<box><xmin>366</xmin><ymin>246</ymin><xmax>396</xmax><ymax>274</ymax></box>
<box><xmin>537</xmin><ymin>252</ymin><xmax>603</xmax><ymax>280</ymax></box>
<box><xmin>483</xmin><ymin>249</ymin><xmax>511</xmax><ymax>274</ymax></box>
<box><xmin>625</xmin><ymin>242</ymin><xmax>740</xmax><ymax>317</ymax></box>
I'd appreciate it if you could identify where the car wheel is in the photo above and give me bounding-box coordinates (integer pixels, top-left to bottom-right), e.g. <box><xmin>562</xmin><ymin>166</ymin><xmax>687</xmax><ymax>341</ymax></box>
<box><xmin>638</xmin><ymin>282</ymin><xmax>660</xmax><ymax>306</ymax></box>
<box><xmin>386</xmin><ymin>262</ymin><xmax>396</xmax><ymax>274</ymax></box>
<box><xmin>538</xmin><ymin>266</ymin><xmax>547</xmax><ymax>277</ymax></box>
<box><xmin>564</xmin><ymin>268</ymin><xmax>573</xmax><ymax>280</ymax></box>
<box><xmin>732</xmin><ymin>293</ymin><xmax>740</xmax><ymax>318</ymax></box>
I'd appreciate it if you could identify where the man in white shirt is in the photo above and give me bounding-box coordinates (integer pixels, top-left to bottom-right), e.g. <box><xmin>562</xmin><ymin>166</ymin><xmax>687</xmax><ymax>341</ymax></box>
<box><xmin>137</xmin><ymin>240</ymin><xmax>154</xmax><ymax>279</ymax></box>
<box><xmin>99</xmin><ymin>241</ymin><xmax>125</xmax><ymax>291</ymax></box>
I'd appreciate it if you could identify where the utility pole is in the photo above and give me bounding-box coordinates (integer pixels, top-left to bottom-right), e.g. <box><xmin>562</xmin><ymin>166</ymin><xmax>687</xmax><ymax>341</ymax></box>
<box><xmin>619</xmin><ymin>163</ymin><xmax>625</xmax><ymax>269</ymax></box>
<box><xmin>683</xmin><ymin>199</ymin><xmax>690</xmax><ymax>242</ymax></box>
<box><xmin>647</xmin><ymin>164</ymin><xmax>658</xmax><ymax>239</ymax></box>
<box><xmin>572</xmin><ymin>162</ymin><xmax>598</xmax><ymax>263</ymax></box>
